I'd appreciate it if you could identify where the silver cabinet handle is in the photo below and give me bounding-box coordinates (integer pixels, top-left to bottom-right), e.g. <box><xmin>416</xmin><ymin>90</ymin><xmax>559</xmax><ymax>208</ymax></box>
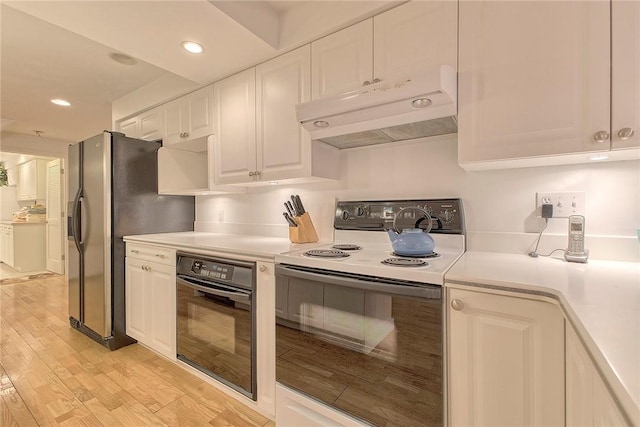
<box><xmin>248</xmin><ymin>171</ymin><xmax>255</xmax><ymax>177</ymax></box>
<box><xmin>141</xmin><ymin>265</ymin><xmax>151</xmax><ymax>271</ymax></box>
<box><xmin>593</xmin><ymin>130</ymin><xmax>610</xmax><ymax>143</ymax></box>
<box><xmin>248</xmin><ymin>171</ymin><xmax>261</xmax><ymax>178</ymax></box>
<box><xmin>362</xmin><ymin>80</ymin><xmax>371</xmax><ymax>86</ymax></box>
<box><xmin>184</xmin><ymin>132</ymin><xmax>189</xmax><ymax>138</ymax></box>
<box><xmin>372</xmin><ymin>78</ymin><xmax>381</xmax><ymax>84</ymax></box>
<box><xmin>617</xmin><ymin>127</ymin><xmax>635</xmax><ymax>140</ymax></box>
<box><xmin>451</xmin><ymin>299</ymin><xmax>464</xmax><ymax>311</ymax></box>
<box><xmin>131</xmin><ymin>249</ymin><xmax>139</xmax><ymax>254</ymax></box>
<box><xmin>259</xmin><ymin>265</ymin><xmax>267</xmax><ymax>273</ymax></box>
<box><xmin>155</xmin><ymin>254</ymin><xmax>166</xmax><ymax>258</ymax></box>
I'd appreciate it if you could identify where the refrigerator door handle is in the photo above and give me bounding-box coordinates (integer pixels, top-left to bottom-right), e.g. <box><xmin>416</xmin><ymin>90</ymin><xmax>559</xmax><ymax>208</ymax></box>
<box><xmin>72</xmin><ymin>189</ymin><xmax>83</xmax><ymax>251</ymax></box>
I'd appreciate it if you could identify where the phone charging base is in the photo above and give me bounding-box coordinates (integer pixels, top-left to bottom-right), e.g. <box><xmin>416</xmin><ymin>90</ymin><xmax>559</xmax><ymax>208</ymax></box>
<box><xmin>565</xmin><ymin>249</ymin><xmax>589</xmax><ymax>263</ymax></box>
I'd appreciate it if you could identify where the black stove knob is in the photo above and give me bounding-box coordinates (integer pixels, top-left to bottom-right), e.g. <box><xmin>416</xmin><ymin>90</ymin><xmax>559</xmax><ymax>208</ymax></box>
<box><xmin>356</xmin><ymin>206</ymin><xmax>365</xmax><ymax>217</ymax></box>
<box><xmin>440</xmin><ymin>209</ymin><xmax>455</xmax><ymax>223</ymax></box>
<box><xmin>342</xmin><ymin>210</ymin><xmax>350</xmax><ymax>220</ymax></box>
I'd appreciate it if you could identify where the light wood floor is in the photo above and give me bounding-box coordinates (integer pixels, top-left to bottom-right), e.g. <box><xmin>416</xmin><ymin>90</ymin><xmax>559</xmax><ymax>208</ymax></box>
<box><xmin>0</xmin><ymin>274</ymin><xmax>275</xmax><ymax>426</ymax></box>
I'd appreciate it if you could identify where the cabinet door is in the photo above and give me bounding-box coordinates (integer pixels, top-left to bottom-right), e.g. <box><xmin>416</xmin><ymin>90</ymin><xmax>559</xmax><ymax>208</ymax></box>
<box><xmin>148</xmin><ymin>262</ymin><xmax>176</xmax><ymax>359</ymax></box>
<box><xmin>256</xmin><ymin>46</ymin><xmax>311</xmax><ymax>182</ymax></box>
<box><xmin>163</xmin><ymin>98</ymin><xmax>185</xmax><ymax>146</ymax></box>
<box><xmin>458</xmin><ymin>1</ymin><xmax>610</xmax><ymax>165</ymax></box>
<box><xmin>118</xmin><ymin>116</ymin><xmax>140</xmax><ymax>138</ymax></box>
<box><xmin>593</xmin><ymin>373</ymin><xmax>629</xmax><ymax>427</ymax></box>
<box><xmin>566</xmin><ymin>323</ymin><xmax>593</xmax><ymax>427</ymax></box>
<box><xmin>139</xmin><ymin>107</ymin><xmax>163</xmax><ymax>141</ymax></box>
<box><xmin>323</xmin><ymin>284</ymin><xmax>364</xmax><ymax>340</ymax></box>
<box><xmin>287</xmin><ymin>278</ymin><xmax>323</xmax><ymax>329</ymax></box>
<box><xmin>311</xmin><ymin>19</ymin><xmax>373</xmax><ymax>99</ymax></box>
<box><xmin>125</xmin><ymin>257</ymin><xmax>148</xmax><ymax>341</ymax></box>
<box><xmin>185</xmin><ymin>85</ymin><xmax>214</xmax><ymax>140</ymax></box>
<box><xmin>214</xmin><ymin>68</ymin><xmax>257</xmax><ymax>185</ymax></box>
<box><xmin>447</xmin><ymin>288</ymin><xmax>565</xmax><ymax>426</ymax></box>
<box><xmin>18</xmin><ymin>161</ymin><xmax>35</xmax><ymax>200</ymax></box>
<box><xmin>611</xmin><ymin>0</ymin><xmax>640</xmax><ymax>150</ymax></box>
<box><xmin>373</xmin><ymin>1</ymin><xmax>457</xmax><ymax>81</ymax></box>
<box><xmin>275</xmin><ymin>279</ymin><xmax>289</xmax><ymax>320</ymax></box>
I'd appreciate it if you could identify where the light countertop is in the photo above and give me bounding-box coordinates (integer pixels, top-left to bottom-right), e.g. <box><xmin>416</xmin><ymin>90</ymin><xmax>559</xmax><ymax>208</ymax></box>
<box><xmin>446</xmin><ymin>251</ymin><xmax>640</xmax><ymax>424</ymax></box>
<box><xmin>0</xmin><ymin>220</ymin><xmax>46</xmax><ymax>225</ymax></box>
<box><xmin>123</xmin><ymin>231</ymin><xmax>320</xmax><ymax>261</ymax></box>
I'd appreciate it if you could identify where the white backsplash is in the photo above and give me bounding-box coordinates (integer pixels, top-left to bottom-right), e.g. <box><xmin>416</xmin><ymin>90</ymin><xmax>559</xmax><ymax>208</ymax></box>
<box><xmin>195</xmin><ymin>134</ymin><xmax>640</xmax><ymax>261</ymax></box>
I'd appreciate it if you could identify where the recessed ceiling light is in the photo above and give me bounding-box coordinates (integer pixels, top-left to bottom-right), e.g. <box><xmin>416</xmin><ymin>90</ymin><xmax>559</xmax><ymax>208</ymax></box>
<box><xmin>181</xmin><ymin>41</ymin><xmax>204</xmax><ymax>54</ymax></box>
<box><xmin>51</xmin><ymin>99</ymin><xmax>71</xmax><ymax>107</ymax></box>
<box><xmin>109</xmin><ymin>52</ymin><xmax>137</xmax><ymax>65</ymax></box>
<box><xmin>313</xmin><ymin>120</ymin><xmax>330</xmax><ymax>128</ymax></box>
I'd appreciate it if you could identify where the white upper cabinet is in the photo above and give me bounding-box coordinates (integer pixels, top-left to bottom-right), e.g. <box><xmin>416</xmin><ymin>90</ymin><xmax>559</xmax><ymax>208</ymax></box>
<box><xmin>311</xmin><ymin>20</ymin><xmax>373</xmax><ymax>99</ymax></box>
<box><xmin>458</xmin><ymin>1</ymin><xmax>638</xmax><ymax>170</ymax></box>
<box><xmin>17</xmin><ymin>159</ymin><xmax>47</xmax><ymax>201</ymax></box>
<box><xmin>117</xmin><ymin>116</ymin><xmax>139</xmax><ymax>139</ymax></box>
<box><xmin>373</xmin><ymin>1</ymin><xmax>458</xmax><ymax>80</ymax></box>
<box><xmin>310</xmin><ymin>1</ymin><xmax>457</xmax><ymax>100</ymax></box>
<box><xmin>138</xmin><ymin>108</ymin><xmax>164</xmax><ymax>141</ymax></box>
<box><xmin>215</xmin><ymin>46</ymin><xmax>339</xmax><ymax>185</ymax></box>
<box><xmin>611</xmin><ymin>0</ymin><xmax>640</xmax><ymax>150</ymax></box>
<box><xmin>256</xmin><ymin>45</ymin><xmax>313</xmax><ymax>183</ymax></box>
<box><xmin>116</xmin><ymin>106</ymin><xmax>163</xmax><ymax>141</ymax></box>
<box><xmin>213</xmin><ymin>68</ymin><xmax>257</xmax><ymax>184</ymax></box>
<box><xmin>163</xmin><ymin>85</ymin><xmax>214</xmax><ymax>151</ymax></box>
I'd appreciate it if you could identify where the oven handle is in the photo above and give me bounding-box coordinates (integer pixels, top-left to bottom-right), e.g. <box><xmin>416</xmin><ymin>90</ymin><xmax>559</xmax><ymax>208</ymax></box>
<box><xmin>275</xmin><ymin>264</ymin><xmax>441</xmax><ymax>299</ymax></box>
<box><xmin>177</xmin><ymin>276</ymin><xmax>251</xmax><ymax>304</ymax></box>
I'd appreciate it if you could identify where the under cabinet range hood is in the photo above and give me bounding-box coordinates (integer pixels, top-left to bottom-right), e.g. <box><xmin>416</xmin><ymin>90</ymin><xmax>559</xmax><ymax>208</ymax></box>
<box><xmin>296</xmin><ymin>65</ymin><xmax>457</xmax><ymax>149</ymax></box>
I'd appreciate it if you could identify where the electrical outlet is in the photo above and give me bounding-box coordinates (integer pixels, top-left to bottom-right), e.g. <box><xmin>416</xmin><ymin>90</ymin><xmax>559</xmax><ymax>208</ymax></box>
<box><xmin>536</xmin><ymin>192</ymin><xmax>585</xmax><ymax>218</ymax></box>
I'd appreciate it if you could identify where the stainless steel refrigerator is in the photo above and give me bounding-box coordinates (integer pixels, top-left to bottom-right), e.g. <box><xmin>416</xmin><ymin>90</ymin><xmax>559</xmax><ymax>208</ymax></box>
<box><xmin>68</xmin><ymin>131</ymin><xmax>194</xmax><ymax>350</ymax></box>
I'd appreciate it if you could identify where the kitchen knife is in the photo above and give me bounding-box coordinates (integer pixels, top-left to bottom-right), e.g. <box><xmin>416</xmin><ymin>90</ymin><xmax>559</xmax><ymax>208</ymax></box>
<box><xmin>294</xmin><ymin>195</ymin><xmax>306</xmax><ymax>214</ymax></box>
<box><xmin>285</xmin><ymin>201</ymin><xmax>295</xmax><ymax>217</ymax></box>
<box><xmin>283</xmin><ymin>212</ymin><xmax>297</xmax><ymax>227</ymax></box>
<box><xmin>290</xmin><ymin>195</ymin><xmax>300</xmax><ymax>216</ymax></box>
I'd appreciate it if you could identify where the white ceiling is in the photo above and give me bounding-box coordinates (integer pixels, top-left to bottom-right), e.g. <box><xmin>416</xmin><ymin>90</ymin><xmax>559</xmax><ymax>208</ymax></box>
<box><xmin>1</xmin><ymin>1</ymin><xmax>401</xmax><ymax>144</ymax></box>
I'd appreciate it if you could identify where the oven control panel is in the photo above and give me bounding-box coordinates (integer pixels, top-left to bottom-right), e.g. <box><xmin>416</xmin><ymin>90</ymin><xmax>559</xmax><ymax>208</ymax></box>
<box><xmin>176</xmin><ymin>254</ymin><xmax>254</xmax><ymax>290</ymax></box>
<box><xmin>190</xmin><ymin>260</ymin><xmax>234</xmax><ymax>281</ymax></box>
<box><xmin>334</xmin><ymin>198</ymin><xmax>464</xmax><ymax>234</ymax></box>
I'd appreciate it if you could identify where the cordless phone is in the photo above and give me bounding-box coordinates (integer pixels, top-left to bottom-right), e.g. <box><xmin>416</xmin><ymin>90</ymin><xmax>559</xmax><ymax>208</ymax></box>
<box><xmin>565</xmin><ymin>215</ymin><xmax>589</xmax><ymax>263</ymax></box>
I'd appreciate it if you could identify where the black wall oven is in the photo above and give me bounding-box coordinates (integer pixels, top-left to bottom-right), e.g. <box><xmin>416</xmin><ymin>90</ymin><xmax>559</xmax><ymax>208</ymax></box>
<box><xmin>275</xmin><ymin>264</ymin><xmax>443</xmax><ymax>426</ymax></box>
<box><xmin>176</xmin><ymin>253</ymin><xmax>256</xmax><ymax>400</ymax></box>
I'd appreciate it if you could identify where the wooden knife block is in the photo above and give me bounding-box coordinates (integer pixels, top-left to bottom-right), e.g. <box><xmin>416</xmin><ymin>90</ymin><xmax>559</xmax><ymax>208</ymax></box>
<box><xmin>289</xmin><ymin>212</ymin><xmax>319</xmax><ymax>243</ymax></box>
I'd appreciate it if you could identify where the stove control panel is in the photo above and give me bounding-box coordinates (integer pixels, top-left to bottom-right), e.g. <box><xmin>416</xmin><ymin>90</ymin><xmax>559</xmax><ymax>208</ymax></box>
<box><xmin>334</xmin><ymin>198</ymin><xmax>464</xmax><ymax>234</ymax></box>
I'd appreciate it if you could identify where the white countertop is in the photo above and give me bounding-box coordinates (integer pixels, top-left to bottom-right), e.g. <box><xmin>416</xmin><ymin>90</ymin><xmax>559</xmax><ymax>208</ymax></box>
<box><xmin>123</xmin><ymin>231</ymin><xmax>320</xmax><ymax>261</ymax></box>
<box><xmin>446</xmin><ymin>251</ymin><xmax>640</xmax><ymax>423</ymax></box>
<box><xmin>0</xmin><ymin>220</ymin><xmax>46</xmax><ymax>225</ymax></box>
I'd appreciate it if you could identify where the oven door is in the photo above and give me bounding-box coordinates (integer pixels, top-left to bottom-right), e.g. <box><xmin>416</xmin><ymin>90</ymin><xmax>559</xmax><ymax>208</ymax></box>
<box><xmin>275</xmin><ymin>264</ymin><xmax>443</xmax><ymax>426</ymax></box>
<box><xmin>176</xmin><ymin>275</ymin><xmax>256</xmax><ymax>400</ymax></box>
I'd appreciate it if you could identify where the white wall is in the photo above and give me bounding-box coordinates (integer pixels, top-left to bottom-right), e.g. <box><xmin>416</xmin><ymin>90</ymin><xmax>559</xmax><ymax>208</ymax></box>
<box><xmin>196</xmin><ymin>135</ymin><xmax>640</xmax><ymax>259</ymax></box>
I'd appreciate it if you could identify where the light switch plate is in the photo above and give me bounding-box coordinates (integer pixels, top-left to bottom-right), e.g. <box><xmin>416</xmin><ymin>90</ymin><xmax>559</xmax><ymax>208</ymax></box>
<box><xmin>536</xmin><ymin>192</ymin><xmax>585</xmax><ymax>218</ymax></box>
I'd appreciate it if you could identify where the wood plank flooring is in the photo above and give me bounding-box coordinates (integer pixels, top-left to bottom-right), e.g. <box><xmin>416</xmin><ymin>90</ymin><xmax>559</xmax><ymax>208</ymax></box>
<box><xmin>0</xmin><ymin>274</ymin><xmax>275</xmax><ymax>426</ymax></box>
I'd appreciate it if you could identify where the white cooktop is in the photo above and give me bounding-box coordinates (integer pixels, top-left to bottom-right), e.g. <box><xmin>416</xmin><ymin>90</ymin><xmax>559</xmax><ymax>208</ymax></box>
<box><xmin>275</xmin><ymin>231</ymin><xmax>465</xmax><ymax>285</ymax></box>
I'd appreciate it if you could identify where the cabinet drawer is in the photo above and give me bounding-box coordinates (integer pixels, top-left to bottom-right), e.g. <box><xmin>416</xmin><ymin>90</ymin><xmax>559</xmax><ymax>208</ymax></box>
<box><xmin>126</xmin><ymin>243</ymin><xmax>175</xmax><ymax>266</ymax></box>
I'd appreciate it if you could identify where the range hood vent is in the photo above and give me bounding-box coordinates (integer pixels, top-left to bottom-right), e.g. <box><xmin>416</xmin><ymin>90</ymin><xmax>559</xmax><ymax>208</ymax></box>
<box><xmin>296</xmin><ymin>65</ymin><xmax>457</xmax><ymax>149</ymax></box>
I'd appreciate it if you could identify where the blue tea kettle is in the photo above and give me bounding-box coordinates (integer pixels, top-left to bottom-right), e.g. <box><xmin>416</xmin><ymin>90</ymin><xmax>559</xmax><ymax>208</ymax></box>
<box><xmin>387</xmin><ymin>207</ymin><xmax>435</xmax><ymax>256</ymax></box>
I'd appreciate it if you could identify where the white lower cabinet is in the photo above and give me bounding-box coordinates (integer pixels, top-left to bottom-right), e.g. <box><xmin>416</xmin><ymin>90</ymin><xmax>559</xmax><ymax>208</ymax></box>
<box><xmin>566</xmin><ymin>323</ymin><xmax>630</xmax><ymax>427</ymax></box>
<box><xmin>125</xmin><ymin>243</ymin><xmax>176</xmax><ymax>360</ymax></box>
<box><xmin>446</xmin><ymin>286</ymin><xmax>565</xmax><ymax>426</ymax></box>
<box><xmin>0</xmin><ymin>223</ymin><xmax>46</xmax><ymax>272</ymax></box>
